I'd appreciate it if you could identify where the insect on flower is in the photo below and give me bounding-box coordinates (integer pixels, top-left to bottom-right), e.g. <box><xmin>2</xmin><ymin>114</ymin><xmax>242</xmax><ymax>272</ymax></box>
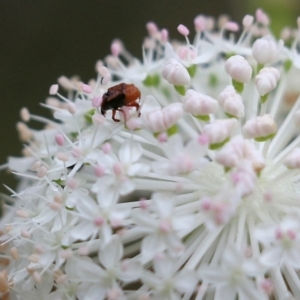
<box><xmin>101</xmin><ymin>83</ymin><xmax>141</xmax><ymax>122</ymax></box>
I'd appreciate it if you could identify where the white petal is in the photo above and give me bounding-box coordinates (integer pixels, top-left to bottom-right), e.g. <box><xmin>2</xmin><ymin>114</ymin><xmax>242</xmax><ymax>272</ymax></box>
<box><xmin>36</xmin><ymin>271</ymin><xmax>54</xmax><ymax>295</ymax></box>
<box><xmin>198</xmin><ymin>264</ymin><xmax>227</xmax><ymax>284</ymax></box>
<box><xmin>141</xmin><ymin>234</ymin><xmax>166</xmax><ymax>262</ymax></box>
<box><xmin>76</xmin><ymin>194</ymin><xmax>98</xmax><ymax>217</ymax></box>
<box><xmin>153</xmin><ymin>255</ymin><xmax>175</xmax><ymax>278</ymax></box>
<box><xmin>131</xmin><ymin>209</ymin><xmax>157</xmax><ymax>230</ymax></box>
<box><xmin>118</xmin><ymin>141</ymin><xmax>142</xmax><ymax>164</ymax></box>
<box><xmin>152</xmin><ymin>193</ymin><xmax>174</xmax><ymax>218</ymax></box>
<box><xmin>71</xmin><ymin>221</ymin><xmax>95</xmax><ymax>240</ymax></box>
<box><xmin>260</xmin><ymin>246</ymin><xmax>283</xmax><ymax>267</ymax></box>
<box><xmin>100</xmin><ymin>238</ymin><xmax>123</xmax><ymax>269</ymax></box>
<box><xmin>119</xmin><ymin>179</ymin><xmax>135</xmax><ymax>195</ymax></box>
<box><xmin>141</xmin><ymin>270</ymin><xmax>161</xmax><ymax>287</ymax></box>
<box><xmin>255</xmin><ymin>224</ymin><xmax>276</xmax><ymax>244</ymax></box>
<box><xmin>215</xmin><ymin>284</ymin><xmax>236</xmax><ymax>300</ymax></box>
<box><xmin>127</xmin><ymin>163</ymin><xmax>150</xmax><ymax>177</ymax></box>
<box><xmin>86</xmin><ymin>285</ymin><xmax>106</xmax><ymax>300</ymax></box>
<box><xmin>117</xmin><ymin>259</ymin><xmax>142</xmax><ymax>282</ymax></box>
<box><xmin>174</xmin><ymin>270</ymin><xmax>198</xmax><ymax>294</ymax></box>
<box><xmin>100</xmin><ymin>223</ymin><xmax>113</xmax><ymax>246</ymax></box>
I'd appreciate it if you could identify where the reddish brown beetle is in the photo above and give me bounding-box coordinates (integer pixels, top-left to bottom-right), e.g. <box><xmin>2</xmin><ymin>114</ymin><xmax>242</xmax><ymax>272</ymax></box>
<box><xmin>101</xmin><ymin>83</ymin><xmax>141</xmax><ymax>122</ymax></box>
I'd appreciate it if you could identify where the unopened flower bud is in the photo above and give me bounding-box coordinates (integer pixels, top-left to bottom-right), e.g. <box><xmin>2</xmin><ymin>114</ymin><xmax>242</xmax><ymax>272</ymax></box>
<box><xmin>203</xmin><ymin>119</ymin><xmax>238</xmax><ymax>149</ymax></box>
<box><xmin>162</xmin><ymin>103</ymin><xmax>183</xmax><ymax>129</ymax></box>
<box><xmin>58</xmin><ymin>76</ymin><xmax>75</xmax><ymax>90</ymax></box>
<box><xmin>242</xmin><ymin>15</ymin><xmax>254</xmax><ymax>28</ymax></box>
<box><xmin>255</xmin><ymin>8</ymin><xmax>270</xmax><ymax>26</ymax></box>
<box><xmin>49</xmin><ymin>84</ymin><xmax>59</xmax><ymax>95</ymax></box>
<box><xmin>55</xmin><ymin>134</ymin><xmax>65</xmax><ymax>146</ymax></box>
<box><xmin>92</xmin><ymin>113</ymin><xmax>105</xmax><ymax>125</ymax></box>
<box><xmin>252</xmin><ymin>37</ymin><xmax>278</xmax><ymax>65</ymax></box>
<box><xmin>225</xmin><ymin>55</ymin><xmax>252</xmax><ymax>84</ymax></box>
<box><xmin>243</xmin><ymin>114</ymin><xmax>276</xmax><ymax>141</ymax></box>
<box><xmin>218</xmin><ymin>85</ymin><xmax>244</xmax><ymax>118</ymax></box>
<box><xmin>224</xmin><ymin>21</ymin><xmax>239</xmax><ymax>32</ymax></box>
<box><xmin>194</xmin><ymin>15</ymin><xmax>206</xmax><ymax>32</ymax></box>
<box><xmin>37</xmin><ymin>166</ymin><xmax>48</xmax><ymax>178</ymax></box>
<box><xmin>67</xmin><ymin>103</ymin><xmax>76</xmax><ymax>115</ymax></box>
<box><xmin>111</xmin><ymin>39</ymin><xmax>123</xmax><ymax>56</ymax></box>
<box><xmin>284</xmin><ymin>148</ymin><xmax>300</xmax><ymax>169</ymax></box>
<box><xmin>81</xmin><ymin>84</ymin><xmax>92</xmax><ymax>94</ymax></box>
<box><xmin>177</xmin><ymin>24</ymin><xmax>189</xmax><ymax>36</ymax></box>
<box><xmin>20</xmin><ymin>107</ymin><xmax>30</xmax><ymax>122</ymax></box>
<box><xmin>56</xmin><ymin>152</ymin><xmax>69</xmax><ymax>162</ymax></box>
<box><xmin>255</xmin><ymin>67</ymin><xmax>280</xmax><ymax>97</ymax></box>
<box><xmin>146</xmin><ymin>22</ymin><xmax>159</xmax><ymax>36</ymax></box>
<box><xmin>216</xmin><ymin>135</ymin><xmax>265</xmax><ymax>170</ymax></box>
<box><xmin>162</xmin><ymin>58</ymin><xmax>190</xmax><ymax>86</ymax></box>
<box><xmin>182</xmin><ymin>89</ymin><xmax>218</xmax><ymax>118</ymax></box>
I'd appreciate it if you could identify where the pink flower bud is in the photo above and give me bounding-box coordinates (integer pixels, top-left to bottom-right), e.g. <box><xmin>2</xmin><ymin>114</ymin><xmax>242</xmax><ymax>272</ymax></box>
<box><xmin>252</xmin><ymin>37</ymin><xmax>279</xmax><ymax>65</ymax></box>
<box><xmin>255</xmin><ymin>67</ymin><xmax>280</xmax><ymax>96</ymax></box>
<box><xmin>49</xmin><ymin>84</ymin><xmax>59</xmax><ymax>95</ymax></box>
<box><xmin>143</xmin><ymin>108</ymin><xmax>166</xmax><ymax>132</ymax></box>
<box><xmin>243</xmin><ymin>114</ymin><xmax>276</xmax><ymax>139</ymax></box>
<box><xmin>242</xmin><ymin>15</ymin><xmax>254</xmax><ymax>28</ymax></box>
<box><xmin>55</xmin><ymin>133</ymin><xmax>65</xmax><ymax>146</ymax></box>
<box><xmin>102</xmin><ymin>142</ymin><xmax>111</xmax><ymax>154</ymax></box>
<box><xmin>20</xmin><ymin>107</ymin><xmax>30</xmax><ymax>122</ymax></box>
<box><xmin>81</xmin><ymin>83</ymin><xmax>92</xmax><ymax>94</ymax></box>
<box><xmin>177</xmin><ymin>24</ymin><xmax>189</xmax><ymax>36</ymax></box>
<box><xmin>255</xmin><ymin>8</ymin><xmax>270</xmax><ymax>26</ymax></box>
<box><xmin>58</xmin><ymin>76</ymin><xmax>75</xmax><ymax>90</ymax></box>
<box><xmin>67</xmin><ymin>103</ymin><xmax>76</xmax><ymax>115</ymax></box>
<box><xmin>162</xmin><ymin>103</ymin><xmax>183</xmax><ymax>128</ymax></box>
<box><xmin>216</xmin><ymin>135</ymin><xmax>265</xmax><ymax>171</ymax></box>
<box><xmin>94</xmin><ymin>165</ymin><xmax>105</xmax><ymax>177</ymax></box>
<box><xmin>225</xmin><ymin>55</ymin><xmax>252</xmax><ymax>83</ymax></box>
<box><xmin>37</xmin><ymin>166</ymin><xmax>48</xmax><ymax>178</ymax></box>
<box><xmin>92</xmin><ymin>113</ymin><xmax>105</xmax><ymax>125</ymax></box>
<box><xmin>284</xmin><ymin>148</ymin><xmax>300</xmax><ymax>169</ymax></box>
<box><xmin>92</xmin><ymin>96</ymin><xmax>102</xmax><ymax>108</ymax></box>
<box><xmin>111</xmin><ymin>39</ymin><xmax>123</xmax><ymax>56</ymax></box>
<box><xmin>56</xmin><ymin>152</ymin><xmax>69</xmax><ymax>162</ymax></box>
<box><xmin>194</xmin><ymin>15</ymin><xmax>206</xmax><ymax>32</ymax></box>
<box><xmin>203</xmin><ymin>119</ymin><xmax>238</xmax><ymax>145</ymax></box>
<box><xmin>183</xmin><ymin>89</ymin><xmax>218</xmax><ymax>116</ymax></box>
<box><xmin>162</xmin><ymin>58</ymin><xmax>190</xmax><ymax>86</ymax></box>
<box><xmin>146</xmin><ymin>22</ymin><xmax>158</xmax><ymax>36</ymax></box>
<box><xmin>224</xmin><ymin>21</ymin><xmax>239</xmax><ymax>32</ymax></box>
<box><xmin>218</xmin><ymin>85</ymin><xmax>244</xmax><ymax>118</ymax></box>
<box><xmin>160</xmin><ymin>29</ymin><xmax>169</xmax><ymax>43</ymax></box>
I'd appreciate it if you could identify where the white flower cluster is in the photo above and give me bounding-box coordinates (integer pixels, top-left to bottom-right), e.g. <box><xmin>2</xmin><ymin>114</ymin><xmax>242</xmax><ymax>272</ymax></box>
<box><xmin>3</xmin><ymin>8</ymin><xmax>300</xmax><ymax>300</ymax></box>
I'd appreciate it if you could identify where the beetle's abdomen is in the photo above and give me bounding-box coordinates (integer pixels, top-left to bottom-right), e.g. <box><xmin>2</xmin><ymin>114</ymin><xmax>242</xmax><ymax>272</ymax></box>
<box><xmin>102</xmin><ymin>92</ymin><xmax>125</xmax><ymax>110</ymax></box>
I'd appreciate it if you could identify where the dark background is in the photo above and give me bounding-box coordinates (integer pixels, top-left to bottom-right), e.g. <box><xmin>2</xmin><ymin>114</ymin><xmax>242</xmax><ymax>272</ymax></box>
<box><xmin>0</xmin><ymin>0</ymin><xmax>299</xmax><ymax>193</ymax></box>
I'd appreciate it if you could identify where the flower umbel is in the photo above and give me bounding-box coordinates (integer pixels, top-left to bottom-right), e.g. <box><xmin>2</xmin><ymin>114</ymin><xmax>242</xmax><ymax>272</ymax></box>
<box><xmin>3</xmin><ymin>8</ymin><xmax>300</xmax><ymax>300</ymax></box>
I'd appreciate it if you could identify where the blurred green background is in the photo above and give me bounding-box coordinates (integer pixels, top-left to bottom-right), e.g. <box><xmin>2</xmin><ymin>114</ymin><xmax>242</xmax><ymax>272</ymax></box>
<box><xmin>0</xmin><ymin>0</ymin><xmax>299</xmax><ymax>194</ymax></box>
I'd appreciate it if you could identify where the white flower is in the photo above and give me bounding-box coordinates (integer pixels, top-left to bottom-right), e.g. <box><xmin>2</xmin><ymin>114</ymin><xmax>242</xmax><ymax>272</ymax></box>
<box><xmin>5</xmin><ymin>10</ymin><xmax>300</xmax><ymax>300</ymax></box>
<box><xmin>256</xmin><ymin>216</ymin><xmax>300</xmax><ymax>268</ymax></box>
<box><xmin>200</xmin><ymin>247</ymin><xmax>266</xmax><ymax>300</ymax></box>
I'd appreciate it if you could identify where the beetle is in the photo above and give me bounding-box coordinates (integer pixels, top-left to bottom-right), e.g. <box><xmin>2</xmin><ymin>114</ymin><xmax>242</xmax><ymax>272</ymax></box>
<box><xmin>101</xmin><ymin>83</ymin><xmax>141</xmax><ymax>122</ymax></box>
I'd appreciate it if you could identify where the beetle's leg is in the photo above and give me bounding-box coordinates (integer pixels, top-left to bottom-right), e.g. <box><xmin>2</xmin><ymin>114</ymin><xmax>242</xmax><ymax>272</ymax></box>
<box><xmin>112</xmin><ymin>110</ymin><xmax>120</xmax><ymax>122</ymax></box>
<box><xmin>125</xmin><ymin>103</ymin><xmax>141</xmax><ymax>117</ymax></box>
<box><xmin>101</xmin><ymin>108</ymin><xmax>106</xmax><ymax>116</ymax></box>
